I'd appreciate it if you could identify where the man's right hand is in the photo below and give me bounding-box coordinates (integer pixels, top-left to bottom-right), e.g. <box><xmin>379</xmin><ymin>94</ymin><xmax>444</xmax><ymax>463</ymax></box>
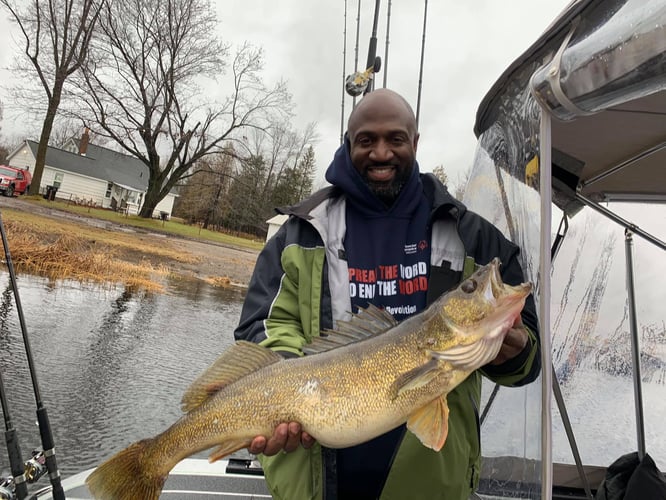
<box><xmin>248</xmin><ymin>422</ymin><xmax>315</xmax><ymax>456</ymax></box>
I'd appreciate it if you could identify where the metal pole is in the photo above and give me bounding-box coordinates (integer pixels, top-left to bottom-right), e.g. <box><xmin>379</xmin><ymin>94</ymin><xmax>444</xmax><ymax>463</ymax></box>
<box><xmin>575</xmin><ymin>191</ymin><xmax>666</xmax><ymax>252</ymax></box>
<box><xmin>383</xmin><ymin>0</ymin><xmax>392</xmax><ymax>88</ymax></box>
<box><xmin>352</xmin><ymin>0</ymin><xmax>361</xmax><ymax>108</ymax></box>
<box><xmin>551</xmin><ymin>365</ymin><xmax>594</xmax><ymax>499</ymax></box>
<box><xmin>550</xmin><ymin>214</ymin><xmax>593</xmax><ymax>499</ymax></box>
<box><xmin>415</xmin><ymin>0</ymin><xmax>428</xmax><ymax>128</ymax></box>
<box><xmin>340</xmin><ymin>0</ymin><xmax>348</xmax><ymax>144</ymax></box>
<box><xmin>539</xmin><ymin>111</ymin><xmax>554</xmax><ymax>500</ymax></box>
<box><xmin>0</xmin><ymin>211</ymin><xmax>65</xmax><ymax>499</ymax></box>
<box><xmin>625</xmin><ymin>229</ymin><xmax>646</xmax><ymax>459</ymax></box>
<box><xmin>363</xmin><ymin>0</ymin><xmax>381</xmax><ymax>95</ymax></box>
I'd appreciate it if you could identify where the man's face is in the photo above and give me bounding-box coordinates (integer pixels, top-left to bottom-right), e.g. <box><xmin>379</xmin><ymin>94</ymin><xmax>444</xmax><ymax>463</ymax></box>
<box><xmin>348</xmin><ymin>100</ymin><xmax>419</xmax><ymax>205</ymax></box>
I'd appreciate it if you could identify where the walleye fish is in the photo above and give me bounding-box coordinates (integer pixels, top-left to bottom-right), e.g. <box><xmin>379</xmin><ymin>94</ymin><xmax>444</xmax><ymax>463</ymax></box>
<box><xmin>86</xmin><ymin>258</ymin><xmax>531</xmax><ymax>500</ymax></box>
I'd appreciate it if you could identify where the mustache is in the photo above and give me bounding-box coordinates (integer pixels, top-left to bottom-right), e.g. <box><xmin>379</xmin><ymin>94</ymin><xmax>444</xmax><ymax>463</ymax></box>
<box><xmin>366</xmin><ymin>163</ymin><xmax>398</xmax><ymax>168</ymax></box>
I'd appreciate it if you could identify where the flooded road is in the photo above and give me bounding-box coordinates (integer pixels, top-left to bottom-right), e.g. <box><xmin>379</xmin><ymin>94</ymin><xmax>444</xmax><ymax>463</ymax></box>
<box><xmin>0</xmin><ymin>272</ymin><xmax>246</xmax><ymax>482</ymax></box>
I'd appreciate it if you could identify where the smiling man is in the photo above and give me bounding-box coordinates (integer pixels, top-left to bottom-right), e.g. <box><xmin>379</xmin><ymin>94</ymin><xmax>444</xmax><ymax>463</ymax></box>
<box><xmin>346</xmin><ymin>90</ymin><xmax>419</xmax><ymax>205</ymax></box>
<box><xmin>234</xmin><ymin>88</ymin><xmax>541</xmax><ymax>499</ymax></box>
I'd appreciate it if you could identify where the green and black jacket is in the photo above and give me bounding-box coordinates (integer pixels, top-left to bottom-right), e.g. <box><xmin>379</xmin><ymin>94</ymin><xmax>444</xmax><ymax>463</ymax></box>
<box><xmin>234</xmin><ymin>173</ymin><xmax>540</xmax><ymax>500</ymax></box>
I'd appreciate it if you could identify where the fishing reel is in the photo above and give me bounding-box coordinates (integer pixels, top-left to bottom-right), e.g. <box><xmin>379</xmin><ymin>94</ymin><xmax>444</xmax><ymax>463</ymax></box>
<box><xmin>0</xmin><ymin>477</ymin><xmax>14</xmax><ymax>500</ymax></box>
<box><xmin>345</xmin><ymin>56</ymin><xmax>382</xmax><ymax>96</ymax></box>
<box><xmin>0</xmin><ymin>450</ymin><xmax>48</xmax><ymax>500</ymax></box>
<box><xmin>24</xmin><ymin>450</ymin><xmax>47</xmax><ymax>483</ymax></box>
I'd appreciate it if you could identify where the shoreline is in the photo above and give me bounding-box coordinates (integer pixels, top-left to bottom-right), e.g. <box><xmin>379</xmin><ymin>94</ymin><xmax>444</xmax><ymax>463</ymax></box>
<box><xmin>0</xmin><ymin>196</ymin><xmax>260</xmax><ymax>290</ymax></box>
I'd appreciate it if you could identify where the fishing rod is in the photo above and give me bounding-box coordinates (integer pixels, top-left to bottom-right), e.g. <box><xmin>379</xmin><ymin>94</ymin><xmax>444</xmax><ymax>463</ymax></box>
<box><xmin>340</xmin><ymin>0</ymin><xmax>349</xmax><ymax>144</ymax></box>
<box><xmin>345</xmin><ymin>0</ymin><xmax>382</xmax><ymax>98</ymax></box>
<box><xmin>383</xmin><ymin>0</ymin><xmax>392</xmax><ymax>88</ymax></box>
<box><xmin>0</xmin><ymin>210</ymin><xmax>65</xmax><ymax>500</ymax></box>
<box><xmin>0</xmin><ymin>369</ymin><xmax>29</xmax><ymax>499</ymax></box>
<box><xmin>415</xmin><ymin>0</ymin><xmax>429</xmax><ymax>128</ymax></box>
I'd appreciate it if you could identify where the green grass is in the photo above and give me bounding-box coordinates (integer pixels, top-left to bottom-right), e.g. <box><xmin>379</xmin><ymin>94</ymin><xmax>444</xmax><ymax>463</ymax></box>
<box><xmin>24</xmin><ymin>196</ymin><xmax>266</xmax><ymax>252</ymax></box>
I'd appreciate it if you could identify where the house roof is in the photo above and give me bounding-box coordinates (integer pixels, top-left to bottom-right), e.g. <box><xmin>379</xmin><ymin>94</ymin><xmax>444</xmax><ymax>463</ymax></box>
<box><xmin>266</xmin><ymin>214</ymin><xmax>289</xmax><ymax>225</ymax></box>
<box><xmin>26</xmin><ymin>139</ymin><xmax>150</xmax><ymax>191</ymax></box>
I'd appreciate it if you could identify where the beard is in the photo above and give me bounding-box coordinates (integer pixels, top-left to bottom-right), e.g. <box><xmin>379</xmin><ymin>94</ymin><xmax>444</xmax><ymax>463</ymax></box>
<box><xmin>362</xmin><ymin>165</ymin><xmax>412</xmax><ymax>206</ymax></box>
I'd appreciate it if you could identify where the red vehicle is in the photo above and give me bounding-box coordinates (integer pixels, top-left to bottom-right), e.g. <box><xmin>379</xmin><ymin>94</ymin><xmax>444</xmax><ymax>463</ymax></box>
<box><xmin>0</xmin><ymin>165</ymin><xmax>32</xmax><ymax>196</ymax></box>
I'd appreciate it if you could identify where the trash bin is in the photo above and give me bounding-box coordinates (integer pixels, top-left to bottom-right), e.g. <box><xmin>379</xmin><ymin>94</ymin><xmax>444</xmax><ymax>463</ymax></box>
<box><xmin>44</xmin><ymin>185</ymin><xmax>58</xmax><ymax>201</ymax></box>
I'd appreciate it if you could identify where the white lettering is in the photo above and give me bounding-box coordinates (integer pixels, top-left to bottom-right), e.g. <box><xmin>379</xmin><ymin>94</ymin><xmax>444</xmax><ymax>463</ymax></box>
<box><xmin>358</xmin><ymin>283</ymin><xmax>375</xmax><ymax>299</ymax></box>
<box><xmin>385</xmin><ymin>305</ymin><xmax>418</xmax><ymax>316</ymax></box>
<box><xmin>376</xmin><ymin>280</ymin><xmax>397</xmax><ymax>296</ymax></box>
<box><xmin>399</xmin><ymin>261</ymin><xmax>428</xmax><ymax>279</ymax></box>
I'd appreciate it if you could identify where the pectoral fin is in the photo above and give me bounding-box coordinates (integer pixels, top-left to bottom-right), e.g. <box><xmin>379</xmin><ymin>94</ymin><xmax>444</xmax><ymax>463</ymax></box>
<box><xmin>390</xmin><ymin>359</ymin><xmax>442</xmax><ymax>399</ymax></box>
<box><xmin>406</xmin><ymin>396</ymin><xmax>450</xmax><ymax>451</ymax></box>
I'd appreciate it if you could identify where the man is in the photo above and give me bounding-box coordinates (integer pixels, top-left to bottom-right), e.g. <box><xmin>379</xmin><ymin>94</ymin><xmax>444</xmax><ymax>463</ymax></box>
<box><xmin>234</xmin><ymin>89</ymin><xmax>540</xmax><ymax>500</ymax></box>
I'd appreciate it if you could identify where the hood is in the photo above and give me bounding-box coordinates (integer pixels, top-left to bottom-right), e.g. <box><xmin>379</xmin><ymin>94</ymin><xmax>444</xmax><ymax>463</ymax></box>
<box><xmin>324</xmin><ymin>138</ymin><xmax>424</xmax><ymax>218</ymax></box>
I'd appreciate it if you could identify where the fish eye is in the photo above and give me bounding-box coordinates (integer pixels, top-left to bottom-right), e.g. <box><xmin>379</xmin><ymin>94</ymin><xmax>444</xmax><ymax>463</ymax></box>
<box><xmin>461</xmin><ymin>279</ymin><xmax>477</xmax><ymax>293</ymax></box>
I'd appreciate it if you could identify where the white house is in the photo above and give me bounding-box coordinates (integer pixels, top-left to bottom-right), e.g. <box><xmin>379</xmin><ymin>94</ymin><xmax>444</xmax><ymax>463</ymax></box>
<box><xmin>6</xmin><ymin>131</ymin><xmax>177</xmax><ymax>218</ymax></box>
<box><xmin>265</xmin><ymin>214</ymin><xmax>288</xmax><ymax>242</ymax></box>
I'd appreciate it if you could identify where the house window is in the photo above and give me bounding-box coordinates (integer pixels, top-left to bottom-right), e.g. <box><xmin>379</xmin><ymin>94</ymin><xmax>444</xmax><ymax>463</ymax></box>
<box><xmin>105</xmin><ymin>182</ymin><xmax>113</xmax><ymax>198</ymax></box>
<box><xmin>53</xmin><ymin>172</ymin><xmax>64</xmax><ymax>188</ymax></box>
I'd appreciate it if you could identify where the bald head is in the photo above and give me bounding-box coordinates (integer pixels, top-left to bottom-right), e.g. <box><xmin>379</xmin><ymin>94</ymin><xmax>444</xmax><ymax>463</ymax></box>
<box><xmin>345</xmin><ymin>89</ymin><xmax>420</xmax><ymax>205</ymax></box>
<box><xmin>347</xmin><ymin>89</ymin><xmax>418</xmax><ymax>141</ymax></box>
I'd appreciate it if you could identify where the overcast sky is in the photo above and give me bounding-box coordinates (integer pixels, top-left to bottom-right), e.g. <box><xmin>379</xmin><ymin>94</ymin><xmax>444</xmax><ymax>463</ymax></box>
<box><xmin>0</xmin><ymin>1</ymin><xmax>573</xmax><ymax>186</ymax></box>
<box><xmin>213</xmin><ymin>0</ymin><xmax>573</xmax><ymax>186</ymax></box>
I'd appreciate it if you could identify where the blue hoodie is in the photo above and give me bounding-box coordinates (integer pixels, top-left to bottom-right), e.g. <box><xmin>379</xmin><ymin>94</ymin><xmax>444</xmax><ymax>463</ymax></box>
<box><xmin>325</xmin><ymin>139</ymin><xmax>432</xmax><ymax>322</ymax></box>
<box><xmin>324</xmin><ymin>139</ymin><xmax>432</xmax><ymax>498</ymax></box>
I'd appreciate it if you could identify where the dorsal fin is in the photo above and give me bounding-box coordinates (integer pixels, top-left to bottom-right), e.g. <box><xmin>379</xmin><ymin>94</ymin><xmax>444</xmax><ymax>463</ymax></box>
<box><xmin>303</xmin><ymin>304</ymin><xmax>398</xmax><ymax>355</ymax></box>
<box><xmin>181</xmin><ymin>341</ymin><xmax>283</xmax><ymax>412</ymax></box>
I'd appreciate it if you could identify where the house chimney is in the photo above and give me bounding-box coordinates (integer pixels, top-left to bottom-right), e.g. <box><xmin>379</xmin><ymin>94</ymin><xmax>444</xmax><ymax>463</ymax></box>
<box><xmin>79</xmin><ymin>128</ymin><xmax>90</xmax><ymax>156</ymax></box>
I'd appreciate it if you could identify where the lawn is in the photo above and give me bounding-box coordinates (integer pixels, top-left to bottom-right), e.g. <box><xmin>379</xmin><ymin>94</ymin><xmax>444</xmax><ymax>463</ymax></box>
<box><xmin>24</xmin><ymin>196</ymin><xmax>266</xmax><ymax>252</ymax></box>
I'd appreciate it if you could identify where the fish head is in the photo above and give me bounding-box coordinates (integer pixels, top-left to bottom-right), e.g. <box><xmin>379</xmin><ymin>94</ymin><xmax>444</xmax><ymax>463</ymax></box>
<box><xmin>429</xmin><ymin>258</ymin><xmax>533</xmax><ymax>369</ymax></box>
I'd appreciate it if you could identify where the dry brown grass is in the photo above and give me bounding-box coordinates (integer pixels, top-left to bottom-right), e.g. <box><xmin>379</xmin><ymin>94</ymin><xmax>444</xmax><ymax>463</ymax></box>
<box><xmin>1</xmin><ymin>210</ymin><xmax>198</xmax><ymax>293</ymax></box>
<box><xmin>205</xmin><ymin>276</ymin><xmax>232</xmax><ymax>287</ymax></box>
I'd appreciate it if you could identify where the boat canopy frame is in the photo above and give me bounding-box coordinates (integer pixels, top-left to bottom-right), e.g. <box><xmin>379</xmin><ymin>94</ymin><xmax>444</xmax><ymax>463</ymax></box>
<box><xmin>473</xmin><ymin>0</ymin><xmax>666</xmax><ymax>498</ymax></box>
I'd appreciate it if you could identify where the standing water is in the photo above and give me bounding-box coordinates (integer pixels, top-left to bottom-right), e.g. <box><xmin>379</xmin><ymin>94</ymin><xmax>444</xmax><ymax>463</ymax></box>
<box><xmin>0</xmin><ymin>271</ymin><xmax>245</xmax><ymax>482</ymax></box>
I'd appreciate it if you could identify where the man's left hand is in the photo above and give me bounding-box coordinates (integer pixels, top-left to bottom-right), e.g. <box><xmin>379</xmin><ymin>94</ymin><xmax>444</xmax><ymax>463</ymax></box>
<box><xmin>489</xmin><ymin>316</ymin><xmax>528</xmax><ymax>365</ymax></box>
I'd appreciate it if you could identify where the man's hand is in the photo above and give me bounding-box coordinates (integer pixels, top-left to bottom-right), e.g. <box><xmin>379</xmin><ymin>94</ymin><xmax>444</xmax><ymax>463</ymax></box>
<box><xmin>248</xmin><ymin>422</ymin><xmax>315</xmax><ymax>456</ymax></box>
<box><xmin>489</xmin><ymin>316</ymin><xmax>529</xmax><ymax>366</ymax></box>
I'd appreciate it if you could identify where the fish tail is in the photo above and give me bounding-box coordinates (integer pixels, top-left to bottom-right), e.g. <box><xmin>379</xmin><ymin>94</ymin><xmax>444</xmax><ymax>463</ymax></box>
<box><xmin>86</xmin><ymin>438</ymin><xmax>167</xmax><ymax>500</ymax></box>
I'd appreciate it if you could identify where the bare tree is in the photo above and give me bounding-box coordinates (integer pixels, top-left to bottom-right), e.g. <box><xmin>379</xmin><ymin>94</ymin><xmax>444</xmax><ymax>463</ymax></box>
<box><xmin>238</xmin><ymin>120</ymin><xmax>318</xmax><ymax>203</ymax></box>
<box><xmin>71</xmin><ymin>0</ymin><xmax>292</xmax><ymax>218</ymax></box>
<box><xmin>174</xmin><ymin>148</ymin><xmax>235</xmax><ymax>229</ymax></box>
<box><xmin>431</xmin><ymin>164</ymin><xmax>449</xmax><ymax>186</ymax></box>
<box><xmin>452</xmin><ymin>166</ymin><xmax>471</xmax><ymax>200</ymax></box>
<box><xmin>220</xmin><ymin>120</ymin><xmax>317</xmax><ymax>232</ymax></box>
<box><xmin>48</xmin><ymin>118</ymin><xmax>94</xmax><ymax>147</ymax></box>
<box><xmin>0</xmin><ymin>0</ymin><xmax>104</xmax><ymax>194</ymax></box>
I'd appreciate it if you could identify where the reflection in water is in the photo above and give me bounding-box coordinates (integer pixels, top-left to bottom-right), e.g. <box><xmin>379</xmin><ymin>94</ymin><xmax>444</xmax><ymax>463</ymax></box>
<box><xmin>0</xmin><ymin>273</ymin><xmax>244</xmax><ymax>484</ymax></box>
<box><xmin>0</xmin><ymin>284</ymin><xmax>13</xmax><ymax>337</ymax></box>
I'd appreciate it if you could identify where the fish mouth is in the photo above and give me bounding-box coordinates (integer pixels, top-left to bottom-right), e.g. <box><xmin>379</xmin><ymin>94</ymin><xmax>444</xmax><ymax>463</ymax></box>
<box><xmin>480</xmin><ymin>258</ymin><xmax>533</xmax><ymax>343</ymax></box>
<box><xmin>487</xmin><ymin>257</ymin><xmax>532</xmax><ymax>307</ymax></box>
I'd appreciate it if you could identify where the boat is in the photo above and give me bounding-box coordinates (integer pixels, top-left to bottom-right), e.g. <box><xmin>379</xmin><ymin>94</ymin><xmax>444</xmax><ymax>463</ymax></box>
<box><xmin>2</xmin><ymin>0</ymin><xmax>665</xmax><ymax>498</ymax></box>
<box><xmin>469</xmin><ymin>0</ymin><xmax>666</xmax><ymax>498</ymax></box>
<box><xmin>32</xmin><ymin>457</ymin><xmax>270</xmax><ymax>500</ymax></box>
